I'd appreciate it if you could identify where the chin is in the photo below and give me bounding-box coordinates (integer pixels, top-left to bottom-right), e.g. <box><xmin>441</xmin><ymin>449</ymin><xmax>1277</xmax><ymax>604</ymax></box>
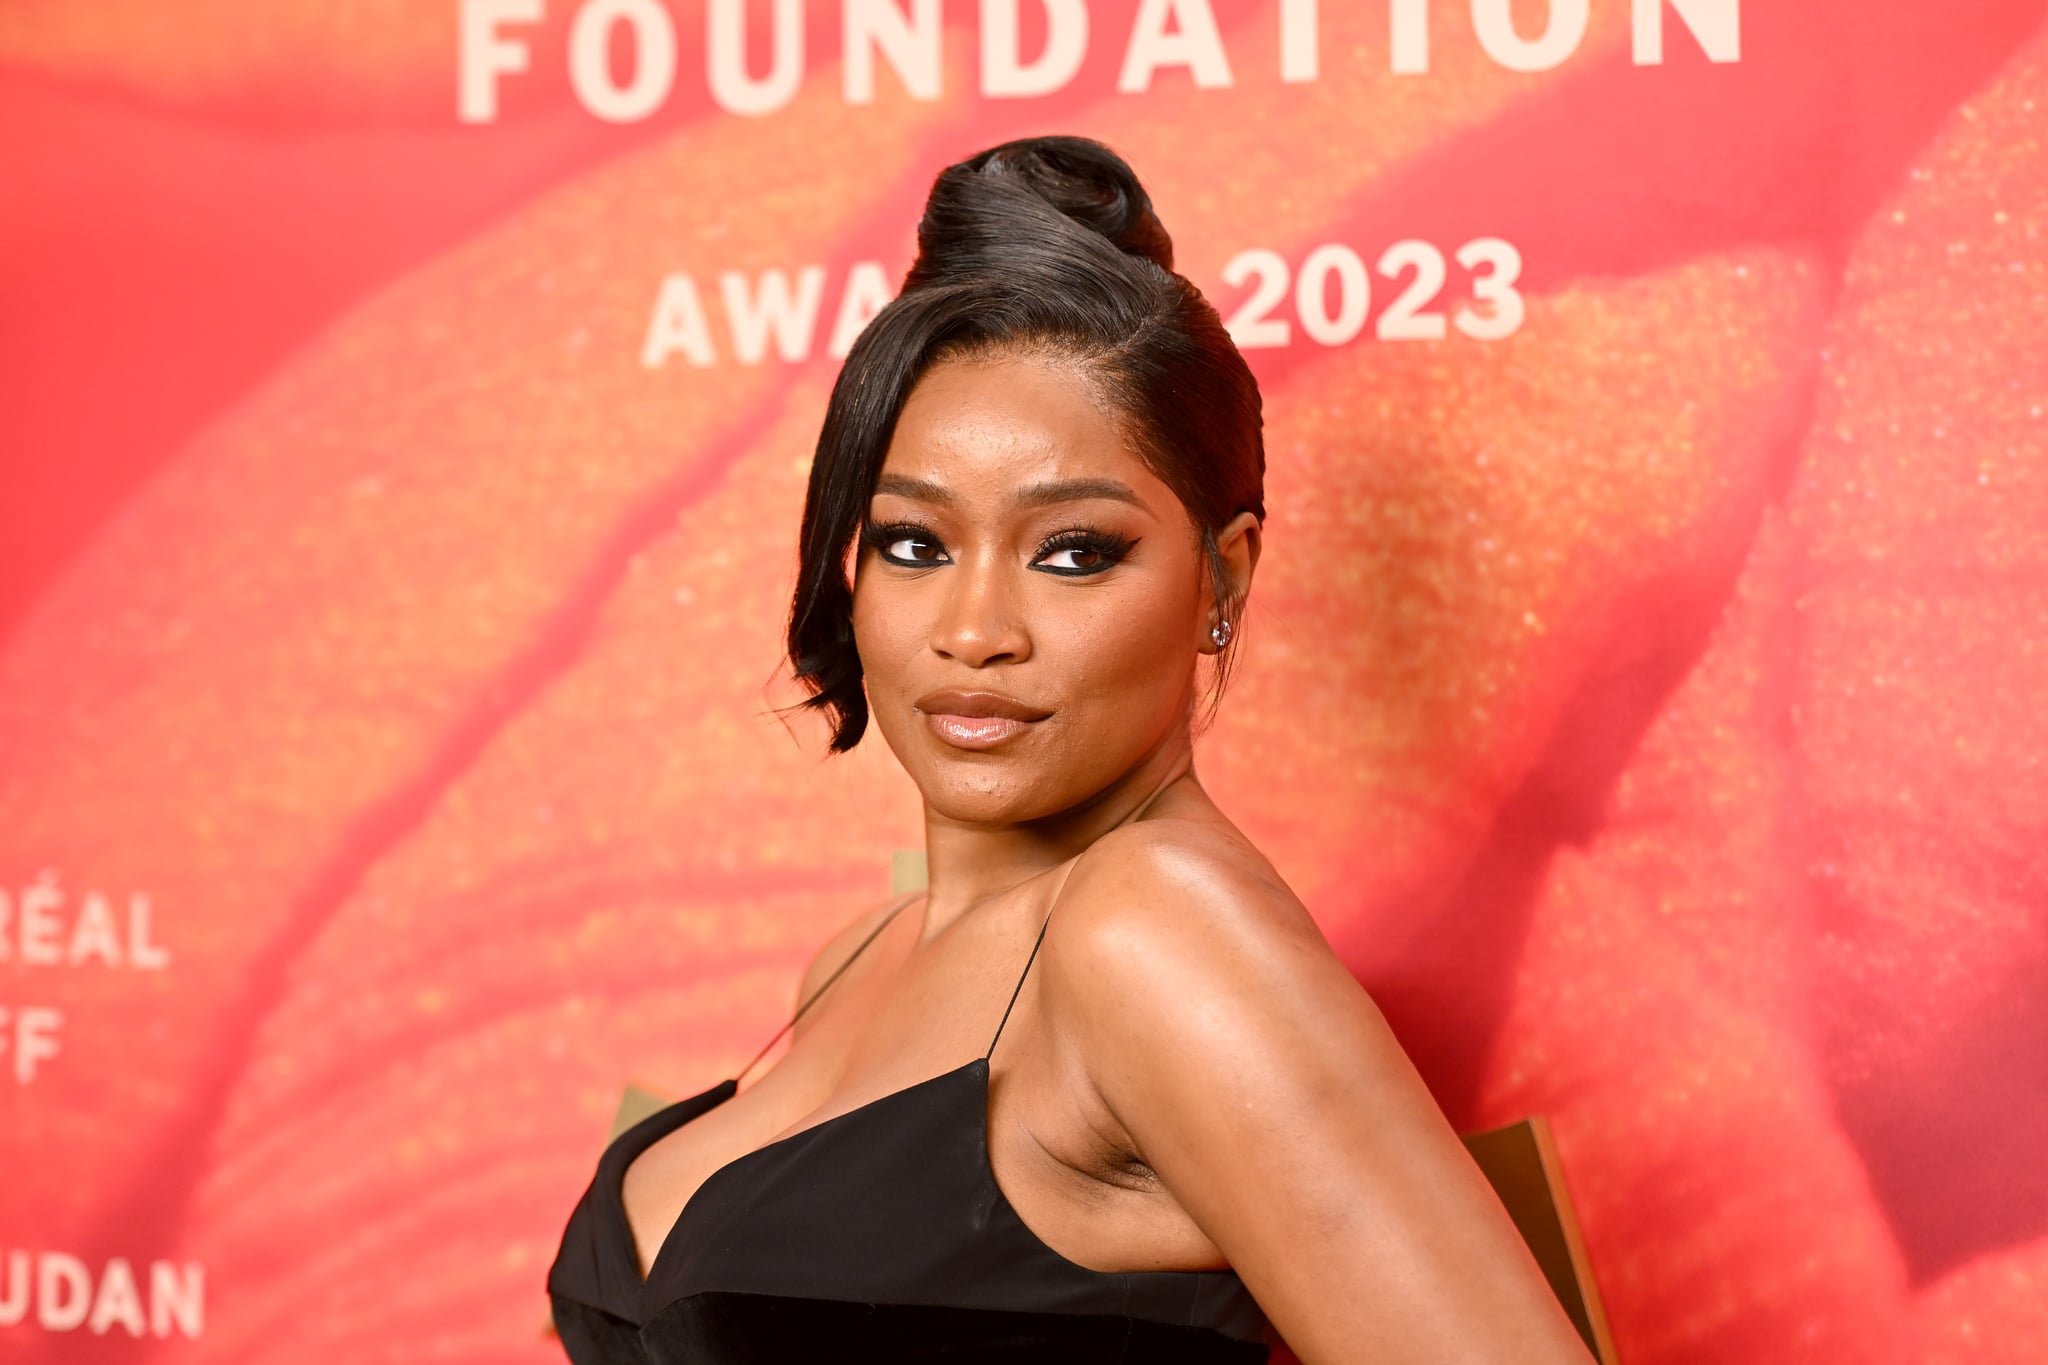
<box><xmin>914</xmin><ymin>762</ymin><xmax>1069</xmax><ymax>826</ymax></box>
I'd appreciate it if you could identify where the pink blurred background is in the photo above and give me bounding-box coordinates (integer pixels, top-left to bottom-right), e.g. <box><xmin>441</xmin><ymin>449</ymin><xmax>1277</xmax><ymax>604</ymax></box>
<box><xmin>4</xmin><ymin>2</ymin><xmax>2046</xmax><ymax>1360</ymax></box>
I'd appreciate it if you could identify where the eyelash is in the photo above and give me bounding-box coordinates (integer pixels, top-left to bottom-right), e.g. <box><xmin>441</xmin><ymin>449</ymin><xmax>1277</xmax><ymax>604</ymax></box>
<box><xmin>859</xmin><ymin>520</ymin><xmax>1137</xmax><ymax>577</ymax></box>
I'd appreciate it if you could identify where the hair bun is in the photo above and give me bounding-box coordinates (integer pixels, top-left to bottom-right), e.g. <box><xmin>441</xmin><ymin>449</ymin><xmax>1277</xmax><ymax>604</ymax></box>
<box><xmin>913</xmin><ymin>135</ymin><xmax>1175</xmax><ymax>280</ymax></box>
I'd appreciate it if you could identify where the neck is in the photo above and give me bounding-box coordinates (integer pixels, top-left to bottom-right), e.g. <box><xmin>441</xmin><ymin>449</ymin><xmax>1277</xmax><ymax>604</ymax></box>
<box><xmin>914</xmin><ymin>730</ymin><xmax>1200</xmax><ymax>940</ymax></box>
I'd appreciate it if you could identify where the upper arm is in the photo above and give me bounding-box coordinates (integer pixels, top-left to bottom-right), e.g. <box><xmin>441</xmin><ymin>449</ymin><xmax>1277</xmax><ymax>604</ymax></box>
<box><xmin>1041</xmin><ymin>829</ymin><xmax>1591</xmax><ymax>1365</ymax></box>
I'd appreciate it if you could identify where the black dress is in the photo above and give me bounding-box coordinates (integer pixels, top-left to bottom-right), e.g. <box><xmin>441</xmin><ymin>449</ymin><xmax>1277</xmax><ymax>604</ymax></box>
<box><xmin>547</xmin><ymin>894</ymin><xmax>1271</xmax><ymax>1363</ymax></box>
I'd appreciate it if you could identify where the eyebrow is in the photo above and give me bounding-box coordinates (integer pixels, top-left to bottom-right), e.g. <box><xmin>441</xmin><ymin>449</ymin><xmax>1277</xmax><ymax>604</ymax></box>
<box><xmin>872</xmin><ymin>474</ymin><xmax>1147</xmax><ymax>511</ymax></box>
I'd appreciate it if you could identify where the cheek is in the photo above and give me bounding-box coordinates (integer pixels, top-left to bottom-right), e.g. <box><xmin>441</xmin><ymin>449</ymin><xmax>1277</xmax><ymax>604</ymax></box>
<box><xmin>852</xmin><ymin>567</ymin><xmax>1197</xmax><ymax>705</ymax></box>
<box><xmin>1058</xmin><ymin>589</ymin><xmax>1194</xmax><ymax>704</ymax></box>
<box><xmin>850</xmin><ymin>580</ymin><xmax>931</xmax><ymax>706</ymax></box>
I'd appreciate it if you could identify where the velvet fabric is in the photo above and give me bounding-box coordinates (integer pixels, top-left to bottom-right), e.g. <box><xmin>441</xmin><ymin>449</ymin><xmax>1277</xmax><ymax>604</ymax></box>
<box><xmin>546</xmin><ymin>1057</ymin><xmax>1270</xmax><ymax>1362</ymax></box>
<box><xmin>548</xmin><ymin>898</ymin><xmax>1270</xmax><ymax>1362</ymax></box>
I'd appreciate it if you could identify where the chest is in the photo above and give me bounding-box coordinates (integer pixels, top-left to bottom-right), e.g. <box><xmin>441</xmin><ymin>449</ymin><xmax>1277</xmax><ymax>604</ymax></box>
<box><xmin>618</xmin><ymin>934</ymin><xmax>1215</xmax><ymax>1287</ymax></box>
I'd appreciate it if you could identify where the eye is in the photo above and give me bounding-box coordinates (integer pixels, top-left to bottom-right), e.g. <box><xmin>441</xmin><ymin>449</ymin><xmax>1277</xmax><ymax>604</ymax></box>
<box><xmin>882</xmin><ymin>533</ymin><xmax>946</xmax><ymax>565</ymax></box>
<box><xmin>1039</xmin><ymin>542</ymin><xmax>1108</xmax><ymax>573</ymax></box>
<box><xmin>1035</xmin><ymin>528</ymin><xmax>1136</xmax><ymax>577</ymax></box>
<box><xmin>861</xmin><ymin>521</ymin><xmax>950</xmax><ymax>567</ymax></box>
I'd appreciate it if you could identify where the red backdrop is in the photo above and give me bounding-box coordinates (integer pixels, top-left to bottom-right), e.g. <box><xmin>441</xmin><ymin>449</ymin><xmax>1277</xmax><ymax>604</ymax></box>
<box><xmin>4</xmin><ymin>1</ymin><xmax>2046</xmax><ymax>1360</ymax></box>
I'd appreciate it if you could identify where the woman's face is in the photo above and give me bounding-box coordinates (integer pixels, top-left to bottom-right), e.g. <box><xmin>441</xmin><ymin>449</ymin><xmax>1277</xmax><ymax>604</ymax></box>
<box><xmin>851</xmin><ymin>351</ymin><xmax>1215</xmax><ymax>827</ymax></box>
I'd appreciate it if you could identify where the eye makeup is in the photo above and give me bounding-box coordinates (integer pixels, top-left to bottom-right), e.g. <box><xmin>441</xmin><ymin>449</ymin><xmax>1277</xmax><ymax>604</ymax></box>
<box><xmin>1034</xmin><ymin>525</ymin><xmax>1139</xmax><ymax>577</ymax></box>
<box><xmin>859</xmin><ymin>520</ymin><xmax>947</xmax><ymax>567</ymax></box>
<box><xmin>858</xmin><ymin>519</ymin><xmax>1138</xmax><ymax>577</ymax></box>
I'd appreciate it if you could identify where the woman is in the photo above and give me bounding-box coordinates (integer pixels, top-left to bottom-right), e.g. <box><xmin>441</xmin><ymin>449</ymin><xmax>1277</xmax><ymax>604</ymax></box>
<box><xmin>548</xmin><ymin>135</ymin><xmax>1593</xmax><ymax>1364</ymax></box>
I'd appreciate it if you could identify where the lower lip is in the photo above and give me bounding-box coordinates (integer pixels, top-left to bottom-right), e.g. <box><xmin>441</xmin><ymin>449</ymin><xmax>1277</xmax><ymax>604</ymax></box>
<box><xmin>924</xmin><ymin>712</ymin><xmax>1041</xmax><ymax>750</ymax></box>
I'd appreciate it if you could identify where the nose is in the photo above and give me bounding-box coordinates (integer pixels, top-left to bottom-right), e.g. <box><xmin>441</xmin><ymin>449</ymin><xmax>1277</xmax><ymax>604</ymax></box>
<box><xmin>929</xmin><ymin>547</ymin><xmax>1031</xmax><ymax>667</ymax></box>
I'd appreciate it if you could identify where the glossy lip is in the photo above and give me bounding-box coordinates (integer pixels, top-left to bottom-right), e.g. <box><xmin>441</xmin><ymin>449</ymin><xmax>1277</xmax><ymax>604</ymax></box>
<box><xmin>914</xmin><ymin>688</ymin><xmax>1052</xmax><ymax>752</ymax></box>
<box><xmin>913</xmin><ymin>688</ymin><xmax>1053</xmax><ymax>721</ymax></box>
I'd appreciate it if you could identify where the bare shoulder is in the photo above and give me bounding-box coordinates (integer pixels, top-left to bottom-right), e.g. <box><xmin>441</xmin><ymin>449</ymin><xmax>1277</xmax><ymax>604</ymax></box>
<box><xmin>792</xmin><ymin>890</ymin><xmax>916</xmax><ymax>1022</ymax></box>
<box><xmin>1037</xmin><ymin>828</ymin><xmax>1598</xmax><ymax>1364</ymax></box>
<box><xmin>1038</xmin><ymin>817</ymin><xmax>1404</xmax><ymax>1123</ymax></box>
<box><xmin>1042</xmin><ymin>818</ymin><xmax>1345</xmax><ymax>1011</ymax></box>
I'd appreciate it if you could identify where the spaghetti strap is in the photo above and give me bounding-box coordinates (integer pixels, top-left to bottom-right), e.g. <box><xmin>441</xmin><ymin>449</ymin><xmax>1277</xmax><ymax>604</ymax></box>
<box><xmin>737</xmin><ymin>891</ymin><xmax>919</xmax><ymax>1084</ymax></box>
<box><xmin>985</xmin><ymin>907</ymin><xmax>1055</xmax><ymax>1061</ymax></box>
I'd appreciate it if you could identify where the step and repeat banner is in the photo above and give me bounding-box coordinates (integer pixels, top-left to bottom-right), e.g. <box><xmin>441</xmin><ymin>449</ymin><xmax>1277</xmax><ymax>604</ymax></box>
<box><xmin>4</xmin><ymin>1</ymin><xmax>2046</xmax><ymax>1361</ymax></box>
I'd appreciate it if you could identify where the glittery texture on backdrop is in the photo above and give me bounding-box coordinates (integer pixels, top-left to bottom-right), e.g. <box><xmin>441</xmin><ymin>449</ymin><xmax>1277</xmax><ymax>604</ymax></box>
<box><xmin>2</xmin><ymin>1</ymin><xmax>2044</xmax><ymax>1361</ymax></box>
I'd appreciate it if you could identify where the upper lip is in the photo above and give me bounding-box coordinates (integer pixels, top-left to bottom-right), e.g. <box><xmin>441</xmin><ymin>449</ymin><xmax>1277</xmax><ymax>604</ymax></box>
<box><xmin>915</xmin><ymin>688</ymin><xmax>1052</xmax><ymax>721</ymax></box>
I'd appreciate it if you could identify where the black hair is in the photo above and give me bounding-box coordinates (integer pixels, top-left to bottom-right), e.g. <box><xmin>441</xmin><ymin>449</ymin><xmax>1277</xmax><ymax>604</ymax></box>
<box><xmin>783</xmin><ymin>135</ymin><xmax>1266</xmax><ymax>753</ymax></box>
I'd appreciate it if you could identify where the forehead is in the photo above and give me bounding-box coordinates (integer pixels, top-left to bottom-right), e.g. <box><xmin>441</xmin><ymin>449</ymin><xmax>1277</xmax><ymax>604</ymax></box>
<box><xmin>877</xmin><ymin>352</ymin><xmax>1155</xmax><ymax>499</ymax></box>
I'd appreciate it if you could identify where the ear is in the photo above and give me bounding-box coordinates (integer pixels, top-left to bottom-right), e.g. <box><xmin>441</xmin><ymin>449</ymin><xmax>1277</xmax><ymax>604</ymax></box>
<box><xmin>1200</xmin><ymin>510</ymin><xmax>1263</xmax><ymax>654</ymax></box>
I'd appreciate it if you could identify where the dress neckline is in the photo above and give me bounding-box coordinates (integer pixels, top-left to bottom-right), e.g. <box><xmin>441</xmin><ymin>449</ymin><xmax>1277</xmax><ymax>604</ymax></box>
<box><xmin>609</xmin><ymin>1058</ymin><xmax>990</xmax><ymax>1294</ymax></box>
<box><xmin>609</xmin><ymin>1052</ymin><xmax>1246</xmax><ymax>1316</ymax></box>
<box><xmin>611</xmin><ymin>887</ymin><xmax>1052</xmax><ymax>1298</ymax></box>
<box><xmin>601</xmin><ymin>889</ymin><xmax>1247</xmax><ymax>1316</ymax></box>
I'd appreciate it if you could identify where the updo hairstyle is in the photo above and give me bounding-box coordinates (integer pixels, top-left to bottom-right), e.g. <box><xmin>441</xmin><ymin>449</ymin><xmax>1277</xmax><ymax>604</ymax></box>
<box><xmin>784</xmin><ymin>135</ymin><xmax>1266</xmax><ymax>753</ymax></box>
